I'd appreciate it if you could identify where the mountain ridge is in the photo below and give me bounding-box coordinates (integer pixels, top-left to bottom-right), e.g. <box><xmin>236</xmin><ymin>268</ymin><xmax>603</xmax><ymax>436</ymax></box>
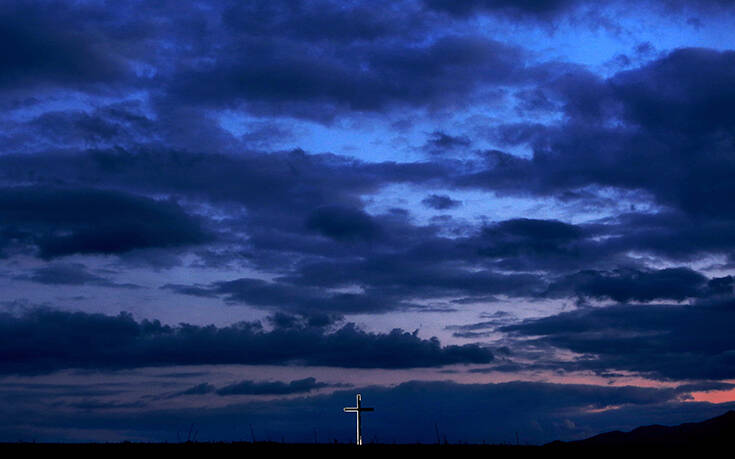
<box><xmin>554</xmin><ymin>410</ymin><xmax>735</xmax><ymax>447</ymax></box>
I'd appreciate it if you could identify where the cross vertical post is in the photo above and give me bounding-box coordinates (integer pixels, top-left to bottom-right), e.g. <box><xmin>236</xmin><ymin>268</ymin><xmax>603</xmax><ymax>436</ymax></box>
<box><xmin>343</xmin><ymin>393</ymin><xmax>374</xmax><ymax>445</ymax></box>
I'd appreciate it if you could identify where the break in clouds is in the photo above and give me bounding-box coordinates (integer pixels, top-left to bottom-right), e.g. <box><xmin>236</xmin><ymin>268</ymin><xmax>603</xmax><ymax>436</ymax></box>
<box><xmin>1</xmin><ymin>0</ymin><xmax>735</xmax><ymax>443</ymax></box>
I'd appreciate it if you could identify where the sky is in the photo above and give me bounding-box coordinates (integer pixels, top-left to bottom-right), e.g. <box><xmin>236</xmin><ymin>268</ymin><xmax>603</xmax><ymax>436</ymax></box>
<box><xmin>2</xmin><ymin>0</ymin><xmax>735</xmax><ymax>445</ymax></box>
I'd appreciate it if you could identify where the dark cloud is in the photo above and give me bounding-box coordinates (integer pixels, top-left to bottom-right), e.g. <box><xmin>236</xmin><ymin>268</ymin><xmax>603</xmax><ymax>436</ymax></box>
<box><xmin>280</xmin><ymin>257</ymin><xmax>548</xmax><ymax>305</ymax></box>
<box><xmin>424</xmin><ymin>131</ymin><xmax>472</xmax><ymax>155</ymax></box>
<box><xmin>0</xmin><ymin>148</ymin><xmax>455</xmax><ymax>276</ymax></box>
<box><xmin>423</xmin><ymin>0</ymin><xmax>581</xmax><ymax>19</ymax></box>
<box><xmin>305</xmin><ymin>206</ymin><xmax>382</xmax><ymax>242</ymax></box>
<box><xmin>472</xmin><ymin>218</ymin><xmax>590</xmax><ymax>271</ymax></box>
<box><xmin>477</xmin><ymin>48</ymin><xmax>735</xmax><ymax>221</ymax></box>
<box><xmin>7</xmin><ymin>103</ymin><xmax>734</xmax><ymax>306</ymax></box>
<box><xmin>15</xmin><ymin>263</ymin><xmax>139</xmax><ymax>289</ymax></box>
<box><xmin>444</xmin><ymin>49</ymin><xmax>735</xmax><ymax>279</ymax></box>
<box><xmin>446</xmin><ymin>311</ymin><xmax>516</xmax><ymax>338</ymax></box>
<box><xmin>163</xmin><ymin>278</ymin><xmax>408</xmax><ymax>314</ymax></box>
<box><xmin>1</xmin><ymin>147</ymin><xmax>730</xmax><ymax>314</ymax></box>
<box><xmin>19</xmin><ymin>263</ymin><xmax>110</xmax><ymax>286</ymax></box>
<box><xmin>675</xmin><ymin>381</ymin><xmax>735</xmax><ymax>393</ymax></box>
<box><xmin>251</xmin><ymin>212</ymin><xmax>732</xmax><ymax>309</ymax></box>
<box><xmin>175</xmin><ymin>383</ymin><xmax>216</xmax><ymax>396</ymax></box>
<box><xmin>266</xmin><ymin>311</ymin><xmax>340</xmax><ymax>330</ymax></box>
<box><xmin>22</xmin><ymin>103</ymin><xmax>155</xmax><ymax>150</ymax></box>
<box><xmin>0</xmin><ymin>0</ymin><xmax>539</xmax><ymax>125</ymax></box>
<box><xmin>585</xmin><ymin>211</ymin><xmax>735</xmax><ymax>263</ymax></box>
<box><xmin>0</xmin><ymin>149</ymin><xmax>448</xmax><ymax>220</ymax></box>
<box><xmin>0</xmin><ymin>186</ymin><xmax>212</xmax><ymax>258</ymax></box>
<box><xmin>222</xmin><ymin>0</ymin><xmax>428</xmax><ymax>43</ymax></box>
<box><xmin>609</xmin><ymin>49</ymin><xmax>735</xmax><ymax>218</ymax></box>
<box><xmin>216</xmin><ymin>377</ymin><xmax>338</xmax><ymax>396</ymax></box>
<box><xmin>484</xmin><ymin>218</ymin><xmax>582</xmax><ymax>248</ymax></box>
<box><xmin>503</xmin><ymin>297</ymin><xmax>735</xmax><ymax>380</ymax></box>
<box><xmin>67</xmin><ymin>400</ymin><xmax>146</xmax><ymax>411</ymax></box>
<box><xmin>612</xmin><ymin>48</ymin><xmax>735</xmax><ymax>134</ymax></box>
<box><xmin>0</xmin><ymin>307</ymin><xmax>493</xmax><ymax>374</ymax></box>
<box><xmin>426</xmin><ymin>0</ymin><xmax>735</xmax><ymax>22</ymax></box>
<box><xmin>572</xmin><ymin>212</ymin><xmax>735</xmax><ymax>261</ymax></box>
<box><xmin>546</xmin><ymin>267</ymin><xmax>710</xmax><ymax>302</ymax></box>
<box><xmin>0</xmin><ymin>2</ymin><xmax>129</xmax><ymax>91</ymax></box>
<box><xmin>168</xmin><ymin>376</ymin><xmax>345</xmax><ymax>398</ymax></box>
<box><xmin>421</xmin><ymin>194</ymin><xmax>462</xmax><ymax>210</ymax></box>
<box><xmin>168</xmin><ymin>34</ymin><xmax>528</xmax><ymax>119</ymax></box>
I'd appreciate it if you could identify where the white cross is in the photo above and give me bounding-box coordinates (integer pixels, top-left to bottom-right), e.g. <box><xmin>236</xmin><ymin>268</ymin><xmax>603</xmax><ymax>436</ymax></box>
<box><xmin>343</xmin><ymin>393</ymin><xmax>374</xmax><ymax>445</ymax></box>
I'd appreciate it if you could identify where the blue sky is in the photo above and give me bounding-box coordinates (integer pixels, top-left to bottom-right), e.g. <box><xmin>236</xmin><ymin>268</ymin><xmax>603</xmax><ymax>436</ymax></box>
<box><xmin>2</xmin><ymin>0</ymin><xmax>735</xmax><ymax>444</ymax></box>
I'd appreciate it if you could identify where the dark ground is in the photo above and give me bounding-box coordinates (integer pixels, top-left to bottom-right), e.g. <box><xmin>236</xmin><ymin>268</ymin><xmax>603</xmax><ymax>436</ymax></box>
<box><xmin>3</xmin><ymin>411</ymin><xmax>733</xmax><ymax>458</ymax></box>
<box><xmin>0</xmin><ymin>442</ymin><xmax>717</xmax><ymax>459</ymax></box>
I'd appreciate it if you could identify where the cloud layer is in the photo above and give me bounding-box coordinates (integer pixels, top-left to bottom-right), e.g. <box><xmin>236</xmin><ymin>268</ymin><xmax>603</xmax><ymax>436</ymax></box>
<box><xmin>0</xmin><ymin>308</ymin><xmax>493</xmax><ymax>374</ymax></box>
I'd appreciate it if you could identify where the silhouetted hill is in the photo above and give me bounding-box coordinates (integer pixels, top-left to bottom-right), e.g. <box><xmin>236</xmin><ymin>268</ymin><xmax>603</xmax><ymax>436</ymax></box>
<box><xmin>560</xmin><ymin>410</ymin><xmax>735</xmax><ymax>447</ymax></box>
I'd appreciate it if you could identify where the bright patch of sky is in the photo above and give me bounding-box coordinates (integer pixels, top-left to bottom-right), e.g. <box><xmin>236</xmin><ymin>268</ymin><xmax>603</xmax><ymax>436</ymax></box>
<box><xmin>216</xmin><ymin>96</ymin><xmax>547</xmax><ymax>163</ymax></box>
<box><xmin>348</xmin><ymin>296</ymin><xmax>574</xmax><ymax>347</ymax></box>
<box><xmin>362</xmin><ymin>184</ymin><xmax>659</xmax><ymax>228</ymax></box>
<box><xmin>217</xmin><ymin>110</ymin><xmax>437</xmax><ymax>162</ymax></box>
<box><xmin>473</xmin><ymin>3</ymin><xmax>735</xmax><ymax>72</ymax></box>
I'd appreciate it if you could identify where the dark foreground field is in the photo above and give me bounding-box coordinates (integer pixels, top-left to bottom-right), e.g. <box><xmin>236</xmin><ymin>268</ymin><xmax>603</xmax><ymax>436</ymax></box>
<box><xmin>0</xmin><ymin>442</ymin><xmax>718</xmax><ymax>459</ymax></box>
<box><xmin>3</xmin><ymin>411</ymin><xmax>733</xmax><ymax>458</ymax></box>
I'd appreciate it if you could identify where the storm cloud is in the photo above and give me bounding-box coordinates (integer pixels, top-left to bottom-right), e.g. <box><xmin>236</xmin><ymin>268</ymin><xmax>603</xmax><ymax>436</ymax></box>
<box><xmin>0</xmin><ymin>307</ymin><xmax>493</xmax><ymax>374</ymax></box>
<box><xmin>503</xmin><ymin>297</ymin><xmax>735</xmax><ymax>380</ymax></box>
<box><xmin>0</xmin><ymin>186</ymin><xmax>211</xmax><ymax>258</ymax></box>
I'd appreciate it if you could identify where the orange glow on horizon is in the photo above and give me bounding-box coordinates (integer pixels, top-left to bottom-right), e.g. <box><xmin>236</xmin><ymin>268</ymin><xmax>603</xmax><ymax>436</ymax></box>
<box><xmin>690</xmin><ymin>388</ymin><xmax>735</xmax><ymax>403</ymax></box>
